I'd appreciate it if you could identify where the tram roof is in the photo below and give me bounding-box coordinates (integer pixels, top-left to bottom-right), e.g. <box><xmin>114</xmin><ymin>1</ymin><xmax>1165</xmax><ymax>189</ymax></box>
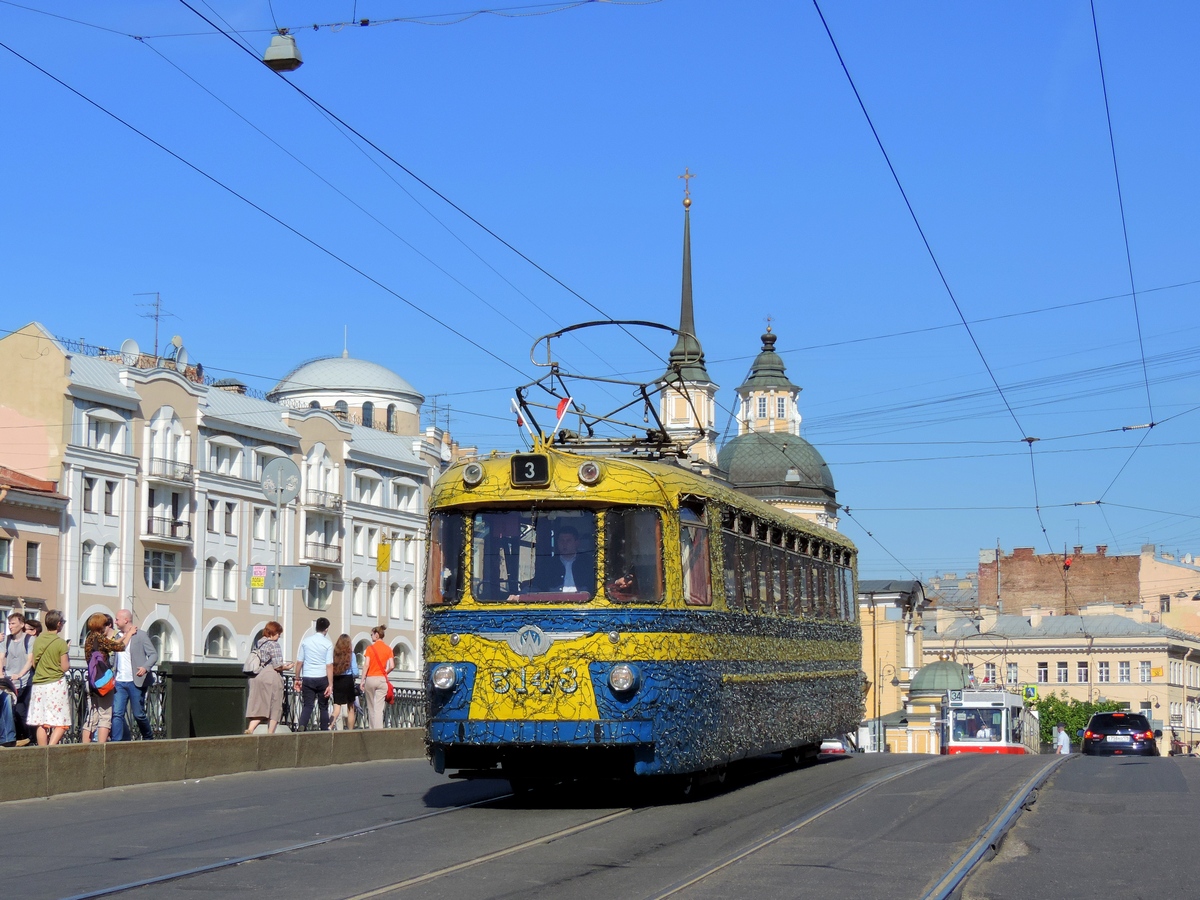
<box><xmin>432</xmin><ymin>446</ymin><xmax>855</xmax><ymax>553</ymax></box>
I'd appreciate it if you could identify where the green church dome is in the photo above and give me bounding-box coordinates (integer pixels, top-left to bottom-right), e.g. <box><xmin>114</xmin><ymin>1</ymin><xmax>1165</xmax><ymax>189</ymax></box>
<box><xmin>908</xmin><ymin>660</ymin><xmax>970</xmax><ymax>696</ymax></box>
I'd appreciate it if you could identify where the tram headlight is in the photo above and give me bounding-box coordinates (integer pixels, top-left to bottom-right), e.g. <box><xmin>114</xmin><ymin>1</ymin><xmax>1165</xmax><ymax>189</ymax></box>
<box><xmin>462</xmin><ymin>462</ymin><xmax>484</xmax><ymax>487</ymax></box>
<box><xmin>578</xmin><ymin>461</ymin><xmax>602</xmax><ymax>485</ymax></box>
<box><xmin>608</xmin><ymin>663</ymin><xmax>639</xmax><ymax>693</ymax></box>
<box><xmin>431</xmin><ymin>664</ymin><xmax>458</xmax><ymax>690</ymax></box>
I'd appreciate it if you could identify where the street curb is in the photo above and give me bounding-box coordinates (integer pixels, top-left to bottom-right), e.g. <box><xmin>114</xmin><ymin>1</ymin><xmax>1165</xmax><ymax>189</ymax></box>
<box><xmin>0</xmin><ymin>729</ymin><xmax>426</xmax><ymax>802</ymax></box>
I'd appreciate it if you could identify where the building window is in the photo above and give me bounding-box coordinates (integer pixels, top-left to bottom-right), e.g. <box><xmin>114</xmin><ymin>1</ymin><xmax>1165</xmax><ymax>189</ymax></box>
<box><xmin>757</xmin><ymin>397</ymin><xmax>767</xmax><ymax>418</ymax></box>
<box><xmin>204</xmin><ymin>558</ymin><xmax>218</xmax><ymax>599</ymax></box>
<box><xmin>984</xmin><ymin>662</ymin><xmax>996</xmax><ymax>684</ymax></box>
<box><xmin>353</xmin><ymin>526</ymin><xmax>365</xmax><ymax>557</ymax></box>
<box><xmin>403</xmin><ymin>585</ymin><xmax>415</xmax><ymax>620</ymax></box>
<box><xmin>776</xmin><ymin>396</ymin><xmax>786</xmax><ymax>419</ymax></box>
<box><xmin>368</xmin><ymin>527</ymin><xmax>379</xmax><ymax>559</ymax></box>
<box><xmin>26</xmin><ymin>543</ymin><xmax>40</xmax><ymax>579</ymax></box>
<box><xmin>1118</xmin><ymin>661</ymin><xmax>1131</xmax><ymax>683</ymax></box>
<box><xmin>393</xmin><ymin>644</ymin><xmax>413</xmax><ymax>673</ymax></box>
<box><xmin>389</xmin><ymin>583</ymin><xmax>400</xmax><ymax>619</ymax></box>
<box><xmin>1098</xmin><ymin>661</ymin><xmax>1110</xmax><ymax>683</ymax></box>
<box><xmin>253</xmin><ymin>507</ymin><xmax>265</xmax><ymax>540</ymax></box>
<box><xmin>0</xmin><ymin>538</ymin><xmax>10</xmax><ymax>575</ymax></box>
<box><xmin>1036</xmin><ymin>662</ymin><xmax>1048</xmax><ymax>683</ymax></box>
<box><xmin>1007</xmin><ymin>662</ymin><xmax>1018</xmax><ymax>684</ymax></box>
<box><xmin>102</xmin><ymin>544</ymin><xmax>117</xmax><ymax>586</ymax></box>
<box><xmin>223</xmin><ymin>560</ymin><xmax>236</xmax><ymax>601</ymax></box>
<box><xmin>1057</xmin><ymin>662</ymin><xmax>1068</xmax><ymax>683</ymax></box>
<box><xmin>224</xmin><ymin>502</ymin><xmax>236</xmax><ymax>536</ymax></box>
<box><xmin>104</xmin><ymin>480</ymin><xmax>117</xmax><ymax>516</ymax></box>
<box><xmin>204</xmin><ymin>625</ymin><xmax>234</xmax><ymax>658</ymax></box>
<box><xmin>87</xmin><ymin>411</ymin><xmax>123</xmax><ymax>452</ymax></box>
<box><xmin>368</xmin><ymin>580</ymin><xmax>379</xmax><ymax>616</ymax></box>
<box><xmin>83</xmin><ymin>476</ymin><xmax>97</xmax><ymax>512</ymax></box>
<box><xmin>362</xmin><ymin>401</ymin><xmax>374</xmax><ymax>428</ymax></box>
<box><xmin>386</xmin><ymin>404</ymin><xmax>396</xmax><ymax>432</ymax></box>
<box><xmin>81</xmin><ymin>541</ymin><xmax>96</xmax><ymax>585</ymax></box>
<box><xmin>352</xmin><ymin>578</ymin><xmax>364</xmax><ymax>615</ymax></box>
<box><xmin>144</xmin><ymin>550</ymin><xmax>179</xmax><ymax>591</ymax></box>
<box><xmin>306</xmin><ymin>572</ymin><xmax>332</xmax><ymax>611</ymax></box>
<box><xmin>207</xmin><ymin>499</ymin><xmax>219</xmax><ymax>533</ymax></box>
<box><xmin>1077</xmin><ymin>661</ymin><xmax>1088</xmax><ymax>683</ymax></box>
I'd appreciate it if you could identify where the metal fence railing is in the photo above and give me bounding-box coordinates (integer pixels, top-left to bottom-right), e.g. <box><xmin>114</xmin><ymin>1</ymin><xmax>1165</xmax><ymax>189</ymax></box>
<box><xmin>60</xmin><ymin>668</ymin><xmax>424</xmax><ymax>742</ymax></box>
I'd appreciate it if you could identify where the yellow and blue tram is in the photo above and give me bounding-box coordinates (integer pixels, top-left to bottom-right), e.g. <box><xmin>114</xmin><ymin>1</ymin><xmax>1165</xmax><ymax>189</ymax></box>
<box><xmin>423</xmin><ymin>440</ymin><xmax>863</xmax><ymax>784</ymax></box>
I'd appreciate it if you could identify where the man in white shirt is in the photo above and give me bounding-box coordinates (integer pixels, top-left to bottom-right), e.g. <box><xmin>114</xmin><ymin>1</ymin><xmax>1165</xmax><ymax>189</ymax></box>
<box><xmin>294</xmin><ymin>617</ymin><xmax>334</xmax><ymax>731</ymax></box>
<box><xmin>1055</xmin><ymin>722</ymin><xmax>1071</xmax><ymax>754</ymax></box>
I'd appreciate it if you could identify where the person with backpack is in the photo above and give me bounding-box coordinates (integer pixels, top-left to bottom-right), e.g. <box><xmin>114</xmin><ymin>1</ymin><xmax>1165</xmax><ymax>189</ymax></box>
<box><xmin>3</xmin><ymin>612</ymin><xmax>35</xmax><ymax>744</ymax></box>
<box><xmin>27</xmin><ymin>609</ymin><xmax>71</xmax><ymax>746</ymax></box>
<box><xmin>244</xmin><ymin>621</ymin><xmax>286</xmax><ymax>735</ymax></box>
<box><xmin>82</xmin><ymin>613</ymin><xmax>124</xmax><ymax>744</ymax></box>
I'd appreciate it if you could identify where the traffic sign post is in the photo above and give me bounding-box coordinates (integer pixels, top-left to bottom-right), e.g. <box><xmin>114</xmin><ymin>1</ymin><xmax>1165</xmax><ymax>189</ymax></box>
<box><xmin>260</xmin><ymin>458</ymin><xmax>301</xmax><ymax>624</ymax></box>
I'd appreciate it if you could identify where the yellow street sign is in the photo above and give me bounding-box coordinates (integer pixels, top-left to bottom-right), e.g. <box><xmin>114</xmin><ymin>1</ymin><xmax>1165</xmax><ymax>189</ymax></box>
<box><xmin>376</xmin><ymin>543</ymin><xmax>391</xmax><ymax>572</ymax></box>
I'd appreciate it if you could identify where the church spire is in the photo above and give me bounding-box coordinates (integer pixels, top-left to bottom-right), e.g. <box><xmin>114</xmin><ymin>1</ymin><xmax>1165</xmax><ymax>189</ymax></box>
<box><xmin>663</xmin><ymin>172</ymin><xmax>712</xmax><ymax>385</ymax></box>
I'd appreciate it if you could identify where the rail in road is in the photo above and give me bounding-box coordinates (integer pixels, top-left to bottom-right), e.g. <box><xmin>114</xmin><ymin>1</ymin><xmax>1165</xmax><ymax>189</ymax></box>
<box><xmin>3</xmin><ymin>752</ymin><xmax>1076</xmax><ymax>900</ymax></box>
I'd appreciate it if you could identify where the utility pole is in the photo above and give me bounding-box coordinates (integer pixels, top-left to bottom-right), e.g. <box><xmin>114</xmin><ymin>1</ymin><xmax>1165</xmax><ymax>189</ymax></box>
<box><xmin>135</xmin><ymin>292</ymin><xmax>174</xmax><ymax>361</ymax></box>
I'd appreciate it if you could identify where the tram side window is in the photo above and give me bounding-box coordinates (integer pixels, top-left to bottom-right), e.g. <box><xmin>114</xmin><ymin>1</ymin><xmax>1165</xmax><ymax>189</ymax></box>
<box><xmin>604</xmin><ymin>508</ymin><xmax>664</xmax><ymax>603</ymax></box>
<box><xmin>840</xmin><ymin>566</ymin><xmax>855</xmax><ymax>620</ymax></box>
<box><xmin>425</xmin><ymin>512</ymin><xmax>466</xmax><ymax>606</ymax></box>
<box><xmin>738</xmin><ymin>536</ymin><xmax>759</xmax><ymax>613</ymax></box>
<box><xmin>721</xmin><ymin>529</ymin><xmax>738</xmax><ymax>610</ymax></box>
<box><xmin>680</xmin><ymin>508</ymin><xmax>712</xmax><ymax>607</ymax></box>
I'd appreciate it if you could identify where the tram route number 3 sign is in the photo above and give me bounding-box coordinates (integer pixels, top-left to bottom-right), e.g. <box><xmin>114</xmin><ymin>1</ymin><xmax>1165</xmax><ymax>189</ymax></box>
<box><xmin>511</xmin><ymin>454</ymin><xmax>550</xmax><ymax>487</ymax></box>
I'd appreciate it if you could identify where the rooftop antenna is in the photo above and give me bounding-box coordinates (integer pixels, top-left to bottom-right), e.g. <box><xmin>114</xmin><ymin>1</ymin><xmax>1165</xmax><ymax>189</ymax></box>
<box><xmin>135</xmin><ymin>292</ymin><xmax>175</xmax><ymax>362</ymax></box>
<box><xmin>343</xmin><ymin>325</ymin><xmax>348</xmax><ymax>359</ymax></box>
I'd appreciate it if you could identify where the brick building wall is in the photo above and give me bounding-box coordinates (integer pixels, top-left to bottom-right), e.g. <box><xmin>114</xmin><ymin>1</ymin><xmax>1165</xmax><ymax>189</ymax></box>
<box><xmin>979</xmin><ymin>545</ymin><xmax>1139</xmax><ymax>615</ymax></box>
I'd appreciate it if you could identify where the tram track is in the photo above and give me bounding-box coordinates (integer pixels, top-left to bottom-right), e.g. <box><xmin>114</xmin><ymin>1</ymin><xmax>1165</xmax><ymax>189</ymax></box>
<box><xmin>59</xmin><ymin>790</ymin><xmax>519</xmax><ymax>900</ymax></box>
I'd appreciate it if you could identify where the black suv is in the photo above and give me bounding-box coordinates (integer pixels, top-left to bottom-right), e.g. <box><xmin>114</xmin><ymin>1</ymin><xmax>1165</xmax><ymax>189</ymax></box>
<box><xmin>1078</xmin><ymin>712</ymin><xmax>1162</xmax><ymax>756</ymax></box>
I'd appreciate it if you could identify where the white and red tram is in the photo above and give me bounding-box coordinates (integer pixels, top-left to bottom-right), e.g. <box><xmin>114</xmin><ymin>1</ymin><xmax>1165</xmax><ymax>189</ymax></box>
<box><xmin>943</xmin><ymin>688</ymin><xmax>1027</xmax><ymax>755</ymax></box>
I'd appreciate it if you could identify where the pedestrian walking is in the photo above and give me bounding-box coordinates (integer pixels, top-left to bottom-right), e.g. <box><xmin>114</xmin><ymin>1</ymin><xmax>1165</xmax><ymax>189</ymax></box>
<box><xmin>294</xmin><ymin>618</ymin><xmax>334</xmax><ymax>731</ymax></box>
<box><xmin>245</xmin><ymin>621</ymin><xmax>286</xmax><ymax>734</ymax></box>
<box><xmin>26</xmin><ymin>609</ymin><xmax>71</xmax><ymax>746</ymax></box>
<box><xmin>361</xmin><ymin>626</ymin><xmax>394</xmax><ymax>730</ymax></box>
<box><xmin>1055</xmin><ymin>722</ymin><xmax>1071</xmax><ymax>754</ymax></box>
<box><xmin>81</xmin><ymin>614</ymin><xmax>124</xmax><ymax>744</ymax></box>
<box><xmin>330</xmin><ymin>634</ymin><xmax>359</xmax><ymax>731</ymax></box>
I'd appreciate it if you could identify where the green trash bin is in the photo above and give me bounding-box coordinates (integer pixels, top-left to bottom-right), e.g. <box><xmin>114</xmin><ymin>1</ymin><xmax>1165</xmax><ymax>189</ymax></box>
<box><xmin>160</xmin><ymin>662</ymin><xmax>248</xmax><ymax>738</ymax></box>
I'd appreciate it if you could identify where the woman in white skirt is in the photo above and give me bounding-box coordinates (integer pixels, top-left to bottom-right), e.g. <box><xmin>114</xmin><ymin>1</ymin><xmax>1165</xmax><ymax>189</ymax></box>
<box><xmin>27</xmin><ymin>609</ymin><xmax>72</xmax><ymax>746</ymax></box>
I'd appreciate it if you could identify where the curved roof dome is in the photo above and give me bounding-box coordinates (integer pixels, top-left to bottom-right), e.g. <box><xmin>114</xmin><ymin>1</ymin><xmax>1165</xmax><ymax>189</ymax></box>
<box><xmin>908</xmin><ymin>660</ymin><xmax>970</xmax><ymax>696</ymax></box>
<box><xmin>269</xmin><ymin>355</ymin><xmax>420</xmax><ymax>401</ymax></box>
<box><xmin>717</xmin><ymin>430</ymin><xmax>835</xmax><ymax>502</ymax></box>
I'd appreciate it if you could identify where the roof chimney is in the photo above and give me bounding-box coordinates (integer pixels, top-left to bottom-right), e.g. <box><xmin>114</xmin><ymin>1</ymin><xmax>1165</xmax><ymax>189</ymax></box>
<box><xmin>1096</xmin><ymin>544</ymin><xmax>1108</xmax><ymax>557</ymax></box>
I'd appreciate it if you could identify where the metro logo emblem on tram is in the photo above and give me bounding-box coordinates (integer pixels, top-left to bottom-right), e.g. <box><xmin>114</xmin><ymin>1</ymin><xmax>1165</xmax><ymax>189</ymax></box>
<box><xmin>479</xmin><ymin>624</ymin><xmax>590</xmax><ymax>659</ymax></box>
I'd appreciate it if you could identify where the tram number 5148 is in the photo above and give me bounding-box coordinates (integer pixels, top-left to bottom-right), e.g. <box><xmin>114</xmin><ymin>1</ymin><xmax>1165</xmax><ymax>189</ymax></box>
<box><xmin>491</xmin><ymin>666</ymin><xmax>578</xmax><ymax>696</ymax></box>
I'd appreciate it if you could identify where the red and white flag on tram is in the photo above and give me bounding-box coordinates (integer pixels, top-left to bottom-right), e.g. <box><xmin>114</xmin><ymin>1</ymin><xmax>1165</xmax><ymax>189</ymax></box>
<box><xmin>556</xmin><ymin>396</ymin><xmax>572</xmax><ymax>420</ymax></box>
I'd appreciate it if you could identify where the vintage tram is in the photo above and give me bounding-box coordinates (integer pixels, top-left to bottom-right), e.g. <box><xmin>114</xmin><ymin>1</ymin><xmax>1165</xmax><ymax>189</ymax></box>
<box><xmin>423</xmin><ymin>439</ymin><xmax>863</xmax><ymax>786</ymax></box>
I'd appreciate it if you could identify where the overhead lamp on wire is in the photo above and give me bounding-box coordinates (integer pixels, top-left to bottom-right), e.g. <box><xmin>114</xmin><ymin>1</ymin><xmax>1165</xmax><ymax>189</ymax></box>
<box><xmin>263</xmin><ymin>30</ymin><xmax>303</xmax><ymax>72</ymax></box>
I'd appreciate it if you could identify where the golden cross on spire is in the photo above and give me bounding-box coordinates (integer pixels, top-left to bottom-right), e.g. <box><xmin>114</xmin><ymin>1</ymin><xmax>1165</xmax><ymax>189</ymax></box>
<box><xmin>678</xmin><ymin>167</ymin><xmax>696</xmax><ymax>206</ymax></box>
<box><xmin>765</xmin><ymin>315</ymin><xmax>773</xmax><ymax>333</ymax></box>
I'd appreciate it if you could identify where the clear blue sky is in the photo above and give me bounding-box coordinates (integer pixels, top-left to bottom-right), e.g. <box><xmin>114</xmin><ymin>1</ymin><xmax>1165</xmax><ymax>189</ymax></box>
<box><xmin>4</xmin><ymin>1</ymin><xmax>1199</xmax><ymax>579</ymax></box>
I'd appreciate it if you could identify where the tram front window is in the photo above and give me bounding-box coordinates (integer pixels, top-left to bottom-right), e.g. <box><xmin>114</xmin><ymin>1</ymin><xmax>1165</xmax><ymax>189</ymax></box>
<box><xmin>952</xmin><ymin>708</ymin><xmax>1004</xmax><ymax>742</ymax></box>
<box><xmin>471</xmin><ymin>509</ymin><xmax>596</xmax><ymax>601</ymax></box>
<box><xmin>604</xmin><ymin>508</ymin><xmax>664</xmax><ymax>603</ymax></box>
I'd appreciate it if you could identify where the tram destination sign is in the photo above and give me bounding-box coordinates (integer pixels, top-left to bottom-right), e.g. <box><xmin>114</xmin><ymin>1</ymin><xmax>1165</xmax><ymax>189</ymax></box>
<box><xmin>511</xmin><ymin>454</ymin><xmax>550</xmax><ymax>487</ymax></box>
<box><xmin>948</xmin><ymin>689</ymin><xmax>963</xmax><ymax>707</ymax></box>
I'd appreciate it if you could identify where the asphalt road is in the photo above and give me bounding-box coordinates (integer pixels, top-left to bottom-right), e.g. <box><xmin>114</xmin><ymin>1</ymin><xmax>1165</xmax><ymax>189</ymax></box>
<box><xmin>964</xmin><ymin>755</ymin><xmax>1200</xmax><ymax>900</ymax></box>
<box><xmin>0</xmin><ymin>752</ymin><xmax>1174</xmax><ymax>900</ymax></box>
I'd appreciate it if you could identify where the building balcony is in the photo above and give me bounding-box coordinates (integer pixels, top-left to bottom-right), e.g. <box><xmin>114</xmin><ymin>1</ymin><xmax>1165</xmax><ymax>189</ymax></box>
<box><xmin>147</xmin><ymin>456</ymin><xmax>194</xmax><ymax>483</ymax></box>
<box><xmin>304</xmin><ymin>489</ymin><xmax>343</xmax><ymax>512</ymax></box>
<box><xmin>144</xmin><ymin>516</ymin><xmax>191</xmax><ymax>543</ymax></box>
<box><xmin>303</xmin><ymin>541</ymin><xmax>342</xmax><ymax>565</ymax></box>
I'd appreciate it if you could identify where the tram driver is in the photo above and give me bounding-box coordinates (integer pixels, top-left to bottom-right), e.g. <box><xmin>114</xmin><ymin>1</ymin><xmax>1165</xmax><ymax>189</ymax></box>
<box><xmin>533</xmin><ymin>525</ymin><xmax>596</xmax><ymax>597</ymax></box>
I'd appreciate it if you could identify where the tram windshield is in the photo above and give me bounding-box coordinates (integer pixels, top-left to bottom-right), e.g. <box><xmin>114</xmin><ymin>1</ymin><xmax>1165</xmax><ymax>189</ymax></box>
<box><xmin>471</xmin><ymin>508</ymin><xmax>597</xmax><ymax>601</ymax></box>
<box><xmin>951</xmin><ymin>708</ymin><xmax>1005</xmax><ymax>743</ymax></box>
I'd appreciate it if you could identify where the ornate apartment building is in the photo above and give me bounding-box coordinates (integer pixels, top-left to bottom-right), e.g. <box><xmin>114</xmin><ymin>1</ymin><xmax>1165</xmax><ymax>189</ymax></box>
<box><xmin>0</xmin><ymin>323</ymin><xmax>461</xmax><ymax>690</ymax></box>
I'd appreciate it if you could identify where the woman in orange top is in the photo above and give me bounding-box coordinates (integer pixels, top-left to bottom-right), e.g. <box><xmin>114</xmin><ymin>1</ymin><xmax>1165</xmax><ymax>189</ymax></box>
<box><xmin>361</xmin><ymin>625</ymin><xmax>394</xmax><ymax>729</ymax></box>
